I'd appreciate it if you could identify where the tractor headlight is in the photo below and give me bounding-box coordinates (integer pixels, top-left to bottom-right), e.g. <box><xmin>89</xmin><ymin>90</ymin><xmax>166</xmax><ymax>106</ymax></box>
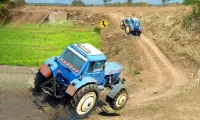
<box><xmin>72</xmin><ymin>82</ymin><xmax>77</xmax><ymax>86</ymax></box>
<box><xmin>47</xmin><ymin>62</ymin><xmax>52</xmax><ymax>67</ymax></box>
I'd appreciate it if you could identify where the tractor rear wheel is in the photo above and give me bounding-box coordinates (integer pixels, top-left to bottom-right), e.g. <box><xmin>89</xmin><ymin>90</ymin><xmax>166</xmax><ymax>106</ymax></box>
<box><xmin>69</xmin><ymin>84</ymin><xmax>99</xmax><ymax>118</ymax></box>
<box><xmin>108</xmin><ymin>89</ymin><xmax>128</xmax><ymax>110</ymax></box>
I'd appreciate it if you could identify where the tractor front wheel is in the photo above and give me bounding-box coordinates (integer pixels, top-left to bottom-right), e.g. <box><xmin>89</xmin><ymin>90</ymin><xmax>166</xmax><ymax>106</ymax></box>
<box><xmin>125</xmin><ymin>26</ymin><xmax>130</xmax><ymax>34</ymax></box>
<box><xmin>138</xmin><ymin>32</ymin><xmax>141</xmax><ymax>36</ymax></box>
<box><xmin>108</xmin><ymin>89</ymin><xmax>128</xmax><ymax>110</ymax></box>
<box><xmin>120</xmin><ymin>21</ymin><xmax>124</xmax><ymax>29</ymax></box>
<box><xmin>69</xmin><ymin>84</ymin><xmax>99</xmax><ymax>118</ymax></box>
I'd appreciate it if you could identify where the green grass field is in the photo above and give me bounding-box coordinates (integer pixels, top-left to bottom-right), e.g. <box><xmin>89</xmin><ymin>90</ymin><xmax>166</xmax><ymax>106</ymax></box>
<box><xmin>0</xmin><ymin>23</ymin><xmax>101</xmax><ymax>66</ymax></box>
<box><xmin>0</xmin><ymin>4</ymin><xmax>3</xmax><ymax>8</ymax></box>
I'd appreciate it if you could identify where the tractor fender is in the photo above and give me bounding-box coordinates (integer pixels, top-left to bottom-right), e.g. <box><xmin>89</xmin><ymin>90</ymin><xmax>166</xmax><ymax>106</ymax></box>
<box><xmin>66</xmin><ymin>77</ymin><xmax>97</xmax><ymax>96</ymax></box>
<box><xmin>39</xmin><ymin>56</ymin><xmax>59</xmax><ymax>78</ymax></box>
<box><xmin>44</xmin><ymin>56</ymin><xmax>59</xmax><ymax>77</ymax></box>
<box><xmin>107</xmin><ymin>81</ymin><xmax>126</xmax><ymax>99</ymax></box>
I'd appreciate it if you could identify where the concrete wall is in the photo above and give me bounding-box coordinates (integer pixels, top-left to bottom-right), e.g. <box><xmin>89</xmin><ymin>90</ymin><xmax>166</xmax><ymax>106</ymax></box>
<box><xmin>48</xmin><ymin>11</ymin><xmax>67</xmax><ymax>24</ymax></box>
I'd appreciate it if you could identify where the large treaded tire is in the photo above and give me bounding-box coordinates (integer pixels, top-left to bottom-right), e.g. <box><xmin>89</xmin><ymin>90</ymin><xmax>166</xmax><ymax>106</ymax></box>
<box><xmin>138</xmin><ymin>32</ymin><xmax>141</xmax><ymax>36</ymax></box>
<box><xmin>125</xmin><ymin>26</ymin><xmax>130</xmax><ymax>34</ymax></box>
<box><xmin>33</xmin><ymin>72</ymin><xmax>46</xmax><ymax>93</ymax></box>
<box><xmin>120</xmin><ymin>21</ymin><xmax>124</xmax><ymax>29</ymax></box>
<box><xmin>107</xmin><ymin>89</ymin><xmax>128</xmax><ymax>110</ymax></box>
<box><xmin>69</xmin><ymin>84</ymin><xmax>99</xmax><ymax>118</ymax></box>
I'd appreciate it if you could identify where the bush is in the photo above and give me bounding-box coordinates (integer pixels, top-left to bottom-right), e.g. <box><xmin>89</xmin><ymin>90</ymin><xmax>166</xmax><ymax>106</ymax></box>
<box><xmin>183</xmin><ymin>0</ymin><xmax>200</xmax><ymax>5</ymax></box>
<box><xmin>183</xmin><ymin>4</ymin><xmax>200</xmax><ymax>32</ymax></box>
<box><xmin>93</xmin><ymin>27</ymin><xmax>101</xmax><ymax>34</ymax></box>
<box><xmin>0</xmin><ymin>0</ymin><xmax>9</xmax><ymax>4</ymax></box>
<box><xmin>104</xmin><ymin>2</ymin><xmax>149</xmax><ymax>7</ymax></box>
<box><xmin>134</xmin><ymin>70</ymin><xmax>141</xmax><ymax>75</ymax></box>
<box><xmin>7</xmin><ymin>0</ymin><xmax>25</xmax><ymax>8</ymax></box>
<box><xmin>72</xmin><ymin>0</ymin><xmax>85</xmax><ymax>6</ymax></box>
<box><xmin>0</xmin><ymin>5</ymin><xmax>12</xmax><ymax>25</ymax></box>
<box><xmin>134</xmin><ymin>2</ymin><xmax>149</xmax><ymax>6</ymax></box>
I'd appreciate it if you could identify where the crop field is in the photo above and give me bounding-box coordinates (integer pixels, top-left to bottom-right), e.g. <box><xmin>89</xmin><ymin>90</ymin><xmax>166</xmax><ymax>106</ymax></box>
<box><xmin>0</xmin><ymin>23</ymin><xmax>101</xmax><ymax>66</ymax></box>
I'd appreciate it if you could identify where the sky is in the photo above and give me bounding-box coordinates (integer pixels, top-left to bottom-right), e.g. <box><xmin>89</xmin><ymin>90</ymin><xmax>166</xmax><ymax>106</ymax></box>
<box><xmin>25</xmin><ymin>0</ymin><xmax>184</xmax><ymax>5</ymax></box>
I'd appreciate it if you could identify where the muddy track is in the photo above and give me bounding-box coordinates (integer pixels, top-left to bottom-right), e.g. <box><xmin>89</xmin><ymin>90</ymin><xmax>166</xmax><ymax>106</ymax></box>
<box><xmin>108</xmin><ymin>13</ymin><xmax>189</xmax><ymax>105</ymax></box>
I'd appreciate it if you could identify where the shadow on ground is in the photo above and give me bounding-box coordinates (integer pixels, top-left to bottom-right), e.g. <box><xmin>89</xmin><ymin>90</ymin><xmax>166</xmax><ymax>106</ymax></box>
<box><xmin>29</xmin><ymin>88</ymin><xmax>120</xmax><ymax>119</ymax></box>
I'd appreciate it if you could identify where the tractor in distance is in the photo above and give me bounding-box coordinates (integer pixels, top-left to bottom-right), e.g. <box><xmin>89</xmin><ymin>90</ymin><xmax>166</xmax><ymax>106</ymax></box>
<box><xmin>33</xmin><ymin>43</ymin><xmax>128</xmax><ymax>118</ymax></box>
<box><xmin>120</xmin><ymin>17</ymin><xmax>142</xmax><ymax>36</ymax></box>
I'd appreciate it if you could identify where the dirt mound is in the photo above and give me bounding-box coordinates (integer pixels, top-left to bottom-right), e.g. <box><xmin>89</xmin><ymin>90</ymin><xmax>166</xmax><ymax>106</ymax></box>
<box><xmin>9</xmin><ymin>8</ymin><xmax>109</xmax><ymax>26</ymax></box>
<box><xmin>10</xmin><ymin>9</ymin><xmax>47</xmax><ymax>25</ymax></box>
<box><xmin>134</xmin><ymin>8</ymin><xmax>200</xmax><ymax>74</ymax></box>
<box><xmin>68</xmin><ymin>10</ymin><xmax>108</xmax><ymax>25</ymax></box>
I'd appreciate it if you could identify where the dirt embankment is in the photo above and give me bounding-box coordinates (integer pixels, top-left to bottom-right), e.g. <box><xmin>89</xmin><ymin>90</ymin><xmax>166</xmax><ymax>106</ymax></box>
<box><xmin>9</xmin><ymin>7</ymin><xmax>108</xmax><ymax>25</ymax></box>
<box><xmin>134</xmin><ymin>7</ymin><xmax>200</xmax><ymax>74</ymax></box>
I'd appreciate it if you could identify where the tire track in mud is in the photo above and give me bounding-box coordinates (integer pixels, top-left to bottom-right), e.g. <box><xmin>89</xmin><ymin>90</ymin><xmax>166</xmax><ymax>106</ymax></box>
<box><xmin>108</xmin><ymin>12</ymin><xmax>189</xmax><ymax>105</ymax></box>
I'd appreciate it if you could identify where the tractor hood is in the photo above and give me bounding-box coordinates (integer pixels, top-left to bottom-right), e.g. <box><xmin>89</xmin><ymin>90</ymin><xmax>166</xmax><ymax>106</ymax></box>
<box><xmin>130</xmin><ymin>24</ymin><xmax>135</xmax><ymax>28</ymax></box>
<box><xmin>104</xmin><ymin>62</ymin><xmax>122</xmax><ymax>76</ymax></box>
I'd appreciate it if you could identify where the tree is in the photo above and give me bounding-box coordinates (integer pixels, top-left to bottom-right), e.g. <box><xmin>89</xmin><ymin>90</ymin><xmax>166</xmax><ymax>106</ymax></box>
<box><xmin>134</xmin><ymin>1</ymin><xmax>149</xmax><ymax>6</ymax></box>
<box><xmin>72</xmin><ymin>0</ymin><xmax>85</xmax><ymax>6</ymax></box>
<box><xmin>161</xmin><ymin>0</ymin><xmax>170</xmax><ymax>6</ymax></box>
<box><xmin>127</xmin><ymin>0</ymin><xmax>133</xmax><ymax>5</ymax></box>
<box><xmin>103</xmin><ymin>0</ymin><xmax>112</xmax><ymax>5</ymax></box>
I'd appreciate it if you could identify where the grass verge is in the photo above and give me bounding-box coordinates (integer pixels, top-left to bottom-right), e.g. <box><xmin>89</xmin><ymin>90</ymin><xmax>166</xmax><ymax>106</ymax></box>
<box><xmin>0</xmin><ymin>22</ymin><xmax>101</xmax><ymax>66</ymax></box>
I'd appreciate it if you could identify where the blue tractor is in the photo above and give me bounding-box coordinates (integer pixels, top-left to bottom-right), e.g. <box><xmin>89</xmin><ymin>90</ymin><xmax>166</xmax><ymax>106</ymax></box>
<box><xmin>33</xmin><ymin>43</ymin><xmax>128</xmax><ymax>118</ymax></box>
<box><xmin>120</xmin><ymin>17</ymin><xmax>142</xmax><ymax>36</ymax></box>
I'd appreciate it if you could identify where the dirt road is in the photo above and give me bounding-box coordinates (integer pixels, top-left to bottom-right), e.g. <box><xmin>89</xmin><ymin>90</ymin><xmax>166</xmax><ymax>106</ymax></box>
<box><xmin>108</xmin><ymin>13</ymin><xmax>189</xmax><ymax>104</ymax></box>
<box><xmin>0</xmin><ymin>66</ymin><xmax>48</xmax><ymax>120</ymax></box>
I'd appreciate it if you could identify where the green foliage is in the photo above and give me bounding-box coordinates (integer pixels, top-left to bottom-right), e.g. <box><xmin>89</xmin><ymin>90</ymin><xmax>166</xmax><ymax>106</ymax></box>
<box><xmin>161</xmin><ymin>0</ymin><xmax>170</xmax><ymax>6</ymax></box>
<box><xmin>103</xmin><ymin>0</ymin><xmax>112</xmax><ymax>4</ymax></box>
<box><xmin>72</xmin><ymin>0</ymin><xmax>85</xmax><ymax>6</ymax></box>
<box><xmin>93</xmin><ymin>27</ymin><xmax>101</xmax><ymax>34</ymax></box>
<box><xmin>0</xmin><ymin>5</ymin><xmax>12</xmax><ymax>25</ymax></box>
<box><xmin>104</xmin><ymin>1</ymin><xmax>149</xmax><ymax>7</ymax></box>
<box><xmin>183</xmin><ymin>0</ymin><xmax>200</xmax><ymax>5</ymax></box>
<box><xmin>0</xmin><ymin>4</ymin><xmax>4</xmax><ymax>7</ymax></box>
<box><xmin>0</xmin><ymin>23</ymin><xmax>101</xmax><ymax>66</ymax></box>
<box><xmin>0</xmin><ymin>0</ymin><xmax>9</xmax><ymax>4</ymax></box>
<box><xmin>134</xmin><ymin>70</ymin><xmax>141</xmax><ymax>75</ymax></box>
<box><xmin>133</xmin><ymin>2</ymin><xmax>149</xmax><ymax>6</ymax></box>
<box><xmin>167</xmin><ymin>2</ymin><xmax>182</xmax><ymax>5</ymax></box>
<box><xmin>127</xmin><ymin>0</ymin><xmax>132</xmax><ymax>5</ymax></box>
<box><xmin>183</xmin><ymin>3</ymin><xmax>200</xmax><ymax>32</ymax></box>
